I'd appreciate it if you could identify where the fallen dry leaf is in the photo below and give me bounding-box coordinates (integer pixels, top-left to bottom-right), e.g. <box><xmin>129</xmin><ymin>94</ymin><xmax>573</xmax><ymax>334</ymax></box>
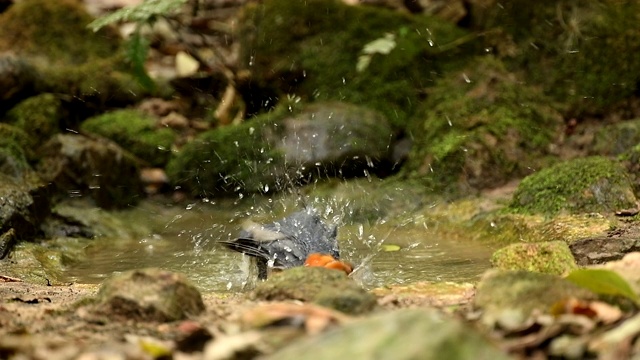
<box><xmin>240</xmin><ymin>302</ymin><xmax>350</xmax><ymax>335</ymax></box>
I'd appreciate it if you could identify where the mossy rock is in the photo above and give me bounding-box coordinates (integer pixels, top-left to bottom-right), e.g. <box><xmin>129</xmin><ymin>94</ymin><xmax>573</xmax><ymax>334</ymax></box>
<box><xmin>37</xmin><ymin>134</ymin><xmax>144</xmax><ymax>209</ymax></box>
<box><xmin>475</xmin><ymin>0</ymin><xmax>640</xmax><ymax>115</ymax></box>
<box><xmin>403</xmin><ymin>56</ymin><xmax>562</xmax><ymax>197</ymax></box>
<box><xmin>591</xmin><ymin>118</ymin><xmax>640</xmax><ymax>157</ymax></box>
<box><xmin>238</xmin><ymin>0</ymin><xmax>473</xmax><ymax>127</ymax></box>
<box><xmin>0</xmin><ymin>124</ymin><xmax>31</xmax><ymax>154</ymax></box>
<box><xmin>96</xmin><ymin>268</ymin><xmax>205</xmax><ymax>322</ymax></box>
<box><xmin>621</xmin><ymin>142</ymin><xmax>640</xmax><ymax>196</ymax></box>
<box><xmin>0</xmin><ymin>0</ymin><xmax>119</xmax><ymax>65</ymax></box>
<box><xmin>0</xmin><ymin>0</ymin><xmax>155</xmax><ymax>109</ymax></box>
<box><xmin>253</xmin><ymin>267</ymin><xmax>377</xmax><ymax>315</ymax></box>
<box><xmin>475</xmin><ymin>270</ymin><xmax>594</xmax><ymax>328</ymax></box>
<box><xmin>166</xmin><ymin>114</ymin><xmax>283</xmax><ymax>195</ymax></box>
<box><xmin>167</xmin><ymin>102</ymin><xmax>392</xmax><ymax>195</ymax></box>
<box><xmin>267</xmin><ymin>309</ymin><xmax>511</xmax><ymax>360</ymax></box>
<box><xmin>491</xmin><ymin>241</ymin><xmax>578</xmax><ymax>275</ymax></box>
<box><xmin>509</xmin><ymin>156</ymin><xmax>636</xmax><ymax>216</ymax></box>
<box><xmin>0</xmin><ymin>137</ymin><xmax>32</xmax><ymax>180</ymax></box>
<box><xmin>6</xmin><ymin>93</ymin><xmax>62</xmax><ymax>151</ymax></box>
<box><xmin>81</xmin><ymin>109</ymin><xmax>175</xmax><ymax>167</ymax></box>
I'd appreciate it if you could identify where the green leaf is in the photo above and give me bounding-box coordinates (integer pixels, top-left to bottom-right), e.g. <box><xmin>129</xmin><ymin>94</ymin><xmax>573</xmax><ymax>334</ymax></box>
<box><xmin>126</xmin><ymin>31</ymin><xmax>155</xmax><ymax>90</ymax></box>
<box><xmin>88</xmin><ymin>0</ymin><xmax>187</xmax><ymax>32</ymax></box>
<box><xmin>381</xmin><ymin>244</ymin><xmax>401</xmax><ymax>252</ymax></box>
<box><xmin>566</xmin><ymin>269</ymin><xmax>640</xmax><ymax>304</ymax></box>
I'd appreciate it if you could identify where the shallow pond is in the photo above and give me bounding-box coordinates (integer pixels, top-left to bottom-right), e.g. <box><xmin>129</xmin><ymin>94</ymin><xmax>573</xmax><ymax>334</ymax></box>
<box><xmin>61</xmin><ymin>195</ymin><xmax>496</xmax><ymax>291</ymax></box>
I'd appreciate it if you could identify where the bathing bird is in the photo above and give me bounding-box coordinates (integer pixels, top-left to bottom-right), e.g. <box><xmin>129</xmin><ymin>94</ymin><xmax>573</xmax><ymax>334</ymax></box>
<box><xmin>222</xmin><ymin>207</ymin><xmax>352</xmax><ymax>279</ymax></box>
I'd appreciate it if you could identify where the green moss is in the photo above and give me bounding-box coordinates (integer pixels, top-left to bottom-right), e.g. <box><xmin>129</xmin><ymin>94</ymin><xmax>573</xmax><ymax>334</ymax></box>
<box><xmin>403</xmin><ymin>56</ymin><xmax>561</xmax><ymax>196</ymax></box>
<box><xmin>591</xmin><ymin>119</ymin><xmax>640</xmax><ymax>157</ymax></box>
<box><xmin>166</xmin><ymin>114</ymin><xmax>284</xmax><ymax>196</ymax></box>
<box><xmin>252</xmin><ymin>267</ymin><xmax>377</xmax><ymax>315</ymax></box>
<box><xmin>0</xmin><ymin>0</ymin><xmax>120</xmax><ymax>65</ymax></box>
<box><xmin>510</xmin><ymin>156</ymin><xmax>636</xmax><ymax>216</ymax></box>
<box><xmin>477</xmin><ymin>0</ymin><xmax>640</xmax><ymax>115</ymax></box>
<box><xmin>0</xmin><ymin>138</ymin><xmax>31</xmax><ymax>180</ymax></box>
<box><xmin>491</xmin><ymin>241</ymin><xmax>578</xmax><ymax>275</ymax></box>
<box><xmin>0</xmin><ymin>123</ymin><xmax>30</xmax><ymax>150</ymax></box>
<box><xmin>239</xmin><ymin>0</ymin><xmax>473</xmax><ymax>128</ymax></box>
<box><xmin>0</xmin><ymin>0</ymin><xmax>162</xmax><ymax>106</ymax></box>
<box><xmin>6</xmin><ymin>93</ymin><xmax>62</xmax><ymax>148</ymax></box>
<box><xmin>81</xmin><ymin>109</ymin><xmax>175</xmax><ymax>167</ymax></box>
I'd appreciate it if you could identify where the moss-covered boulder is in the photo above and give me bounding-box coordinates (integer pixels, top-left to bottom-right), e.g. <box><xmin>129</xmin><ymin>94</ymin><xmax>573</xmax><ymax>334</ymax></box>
<box><xmin>253</xmin><ymin>267</ymin><xmax>377</xmax><ymax>315</ymax></box>
<box><xmin>0</xmin><ymin>126</ymin><xmax>32</xmax><ymax>180</ymax></box>
<box><xmin>0</xmin><ymin>55</ymin><xmax>38</xmax><ymax>113</ymax></box>
<box><xmin>474</xmin><ymin>0</ymin><xmax>640</xmax><ymax>115</ymax></box>
<box><xmin>0</xmin><ymin>0</ymin><xmax>119</xmax><ymax>64</ymax></box>
<box><xmin>474</xmin><ymin>270</ymin><xmax>594</xmax><ymax>328</ymax></box>
<box><xmin>0</xmin><ymin>0</ymin><xmax>149</xmax><ymax>108</ymax></box>
<box><xmin>37</xmin><ymin>134</ymin><xmax>144</xmax><ymax>209</ymax></box>
<box><xmin>81</xmin><ymin>109</ymin><xmax>175</xmax><ymax>167</ymax></box>
<box><xmin>0</xmin><ymin>172</ymin><xmax>50</xmax><ymax>241</ymax></box>
<box><xmin>509</xmin><ymin>156</ymin><xmax>636</xmax><ymax>216</ymax></box>
<box><xmin>591</xmin><ymin>119</ymin><xmax>640</xmax><ymax>157</ymax></box>
<box><xmin>6</xmin><ymin>93</ymin><xmax>62</xmax><ymax>151</ymax></box>
<box><xmin>238</xmin><ymin>0</ymin><xmax>472</xmax><ymax>125</ymax></box>
<box><xmin>403</xmin><ymin>56</ymin><xmax>562</xmax><ymax>196</ymax></box>
<box><xmin>267</xmin><ymin>309</ymin><xmax>511</xmax><ymax>360</ymax></box>
<box><xmin>167</xmin><ymin>102</ymin><xmax>394</xmax><ymax>195</ymax></box>
<box><xmin>491</xmin><ymin>241</ymin><xmax>578</xmax><ymax>275</ymax></box>
<box><xmin>96</xmin><ymin>268</ymin><xmax>205</xmax><ymax>322</ymax></box>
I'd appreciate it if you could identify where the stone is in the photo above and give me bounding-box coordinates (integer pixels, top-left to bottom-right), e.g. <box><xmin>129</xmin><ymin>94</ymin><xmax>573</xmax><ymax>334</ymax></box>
<box><xmin>252</xmin><ymin>267</ymin><xmax>377</xmax><ymax>315</ymax></box>
<box><xmin>474</xmin><ymin>270</ymin><xmax>594</xmax><ymax>328</ymax></box>
<box><xmin>96</xmin><ymin>268</ymin><xmax>205</xmax><ymax>322</ymax></box>
<box><xmin>266</xmin><ymin>309</ymin><xmax>512</xmax><ymax>360</ymax></box>
<box><xmin>491</xmin><ymin>241</ymin><xmax>578</xmax><ymax>275</ymax></box>
<box><xmin>37</xmin><ymin>134</ymin><xmax>144</xmax><ymax>209</ymax></box>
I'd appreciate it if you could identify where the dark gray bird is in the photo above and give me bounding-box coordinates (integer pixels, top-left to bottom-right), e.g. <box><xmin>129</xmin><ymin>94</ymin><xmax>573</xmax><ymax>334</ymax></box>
<box><xmin>222</xmin><ymin>207</ymin><xmax>342</xmax><ymax>279</ymax></box>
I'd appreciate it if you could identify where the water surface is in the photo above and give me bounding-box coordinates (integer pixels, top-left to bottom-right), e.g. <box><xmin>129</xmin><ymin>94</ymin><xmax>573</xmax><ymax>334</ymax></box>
<box><xmin>62</xmin><ymin>197</ymin><xmax>495</xmax><ymax>291</ymax></box>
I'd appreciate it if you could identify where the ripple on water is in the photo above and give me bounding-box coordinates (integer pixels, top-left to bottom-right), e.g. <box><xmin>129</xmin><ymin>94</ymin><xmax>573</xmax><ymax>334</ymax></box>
<box><xmin>62</xmin><ymin>199</ymin><xmax>495</xmax><ymax>291</ymax></box>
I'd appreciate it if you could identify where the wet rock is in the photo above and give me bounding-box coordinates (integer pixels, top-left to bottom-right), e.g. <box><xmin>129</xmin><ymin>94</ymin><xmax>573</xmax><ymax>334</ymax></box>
<box><xmin>96</xmin><ymin>268</ymin><xmax>205</xmax><ymax>322</ymax></box>
<box><xmin>81</xmin><ymin>109</ymin><xmax>176</xmax><ymax>167</ymax></box>
<box><xmin>266</xmin><ymin>309</ymin><xmax>512</xmax><ymax>360</ymax></box>
<box><xmin>0</xmin><ymin>173</ymin><xmax>50</xmax><ymax>240</ymax></box>
<box><xmin>252</xmin><ymin>267</ymin><xmax>377</xmax><ymax>315</ymax></box>
<box><xmin>403</xmin><ymin>56</ymin><xmax>562</xmax><ymax>196</ymax></box>
<box><xmin>509</xmin><ymin>156</ymin><xmax>637</xmax><ymax>216</ymax></box>
<box><xmin>0</xmin><ymin>129</ymin><xmax>32</xmax><ymax>180</ymax></box>
<box><xmin>37</xmin><ymin>134</ymin><xmax>144</xmax><ymax>209</ymax></box>
<box><xmin>570</xmin><ymin>234</ymin><xmax>640</xmax><ymax>266</ymax></box>
<box><xmin>491</xmin><ymin>241</ymin><xmax>578</xmax><ymax>275</ymax></box>
<box><xmin>6</xmin><ymin>93</ymin><xmax>63</xmax><ymax>153</ymax></box>
<box><xmin>474</xmin><ymin>270</ymin><xmax>594</xmax><ymax>328</ymax></box>
<box><xmin>167</xmin><ymin>101</ymin><xmax>394</xmax><ymax>195</ymax></box>
<box><xmin>0</xmin><ymin>54</ymin><xmax>37</xmax><ymax>112</ymax></box>
<box><xmin>0</xmin><ymin>240</ymin><xmax>72</xmax><ymax>283</ymax></box>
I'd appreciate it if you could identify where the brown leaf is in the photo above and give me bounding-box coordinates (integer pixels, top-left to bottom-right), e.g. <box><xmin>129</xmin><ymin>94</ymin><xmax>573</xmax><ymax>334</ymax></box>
<box><xmin>241</xmin><ymin>302</ymin><xmax>350</xmax><ymax>335</ymax></box>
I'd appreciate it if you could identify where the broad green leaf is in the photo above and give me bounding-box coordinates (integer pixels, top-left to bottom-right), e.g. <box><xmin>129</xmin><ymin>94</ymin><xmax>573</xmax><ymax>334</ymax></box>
<box><xmin>566</xmin><ymin>268</ymin><xmax>640</xmax><ymax>304</ymax></box>
<box><xmin>88</xmin><ymin>0</ymin><xmax>187</xmax><ymax>32</ymax></box>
